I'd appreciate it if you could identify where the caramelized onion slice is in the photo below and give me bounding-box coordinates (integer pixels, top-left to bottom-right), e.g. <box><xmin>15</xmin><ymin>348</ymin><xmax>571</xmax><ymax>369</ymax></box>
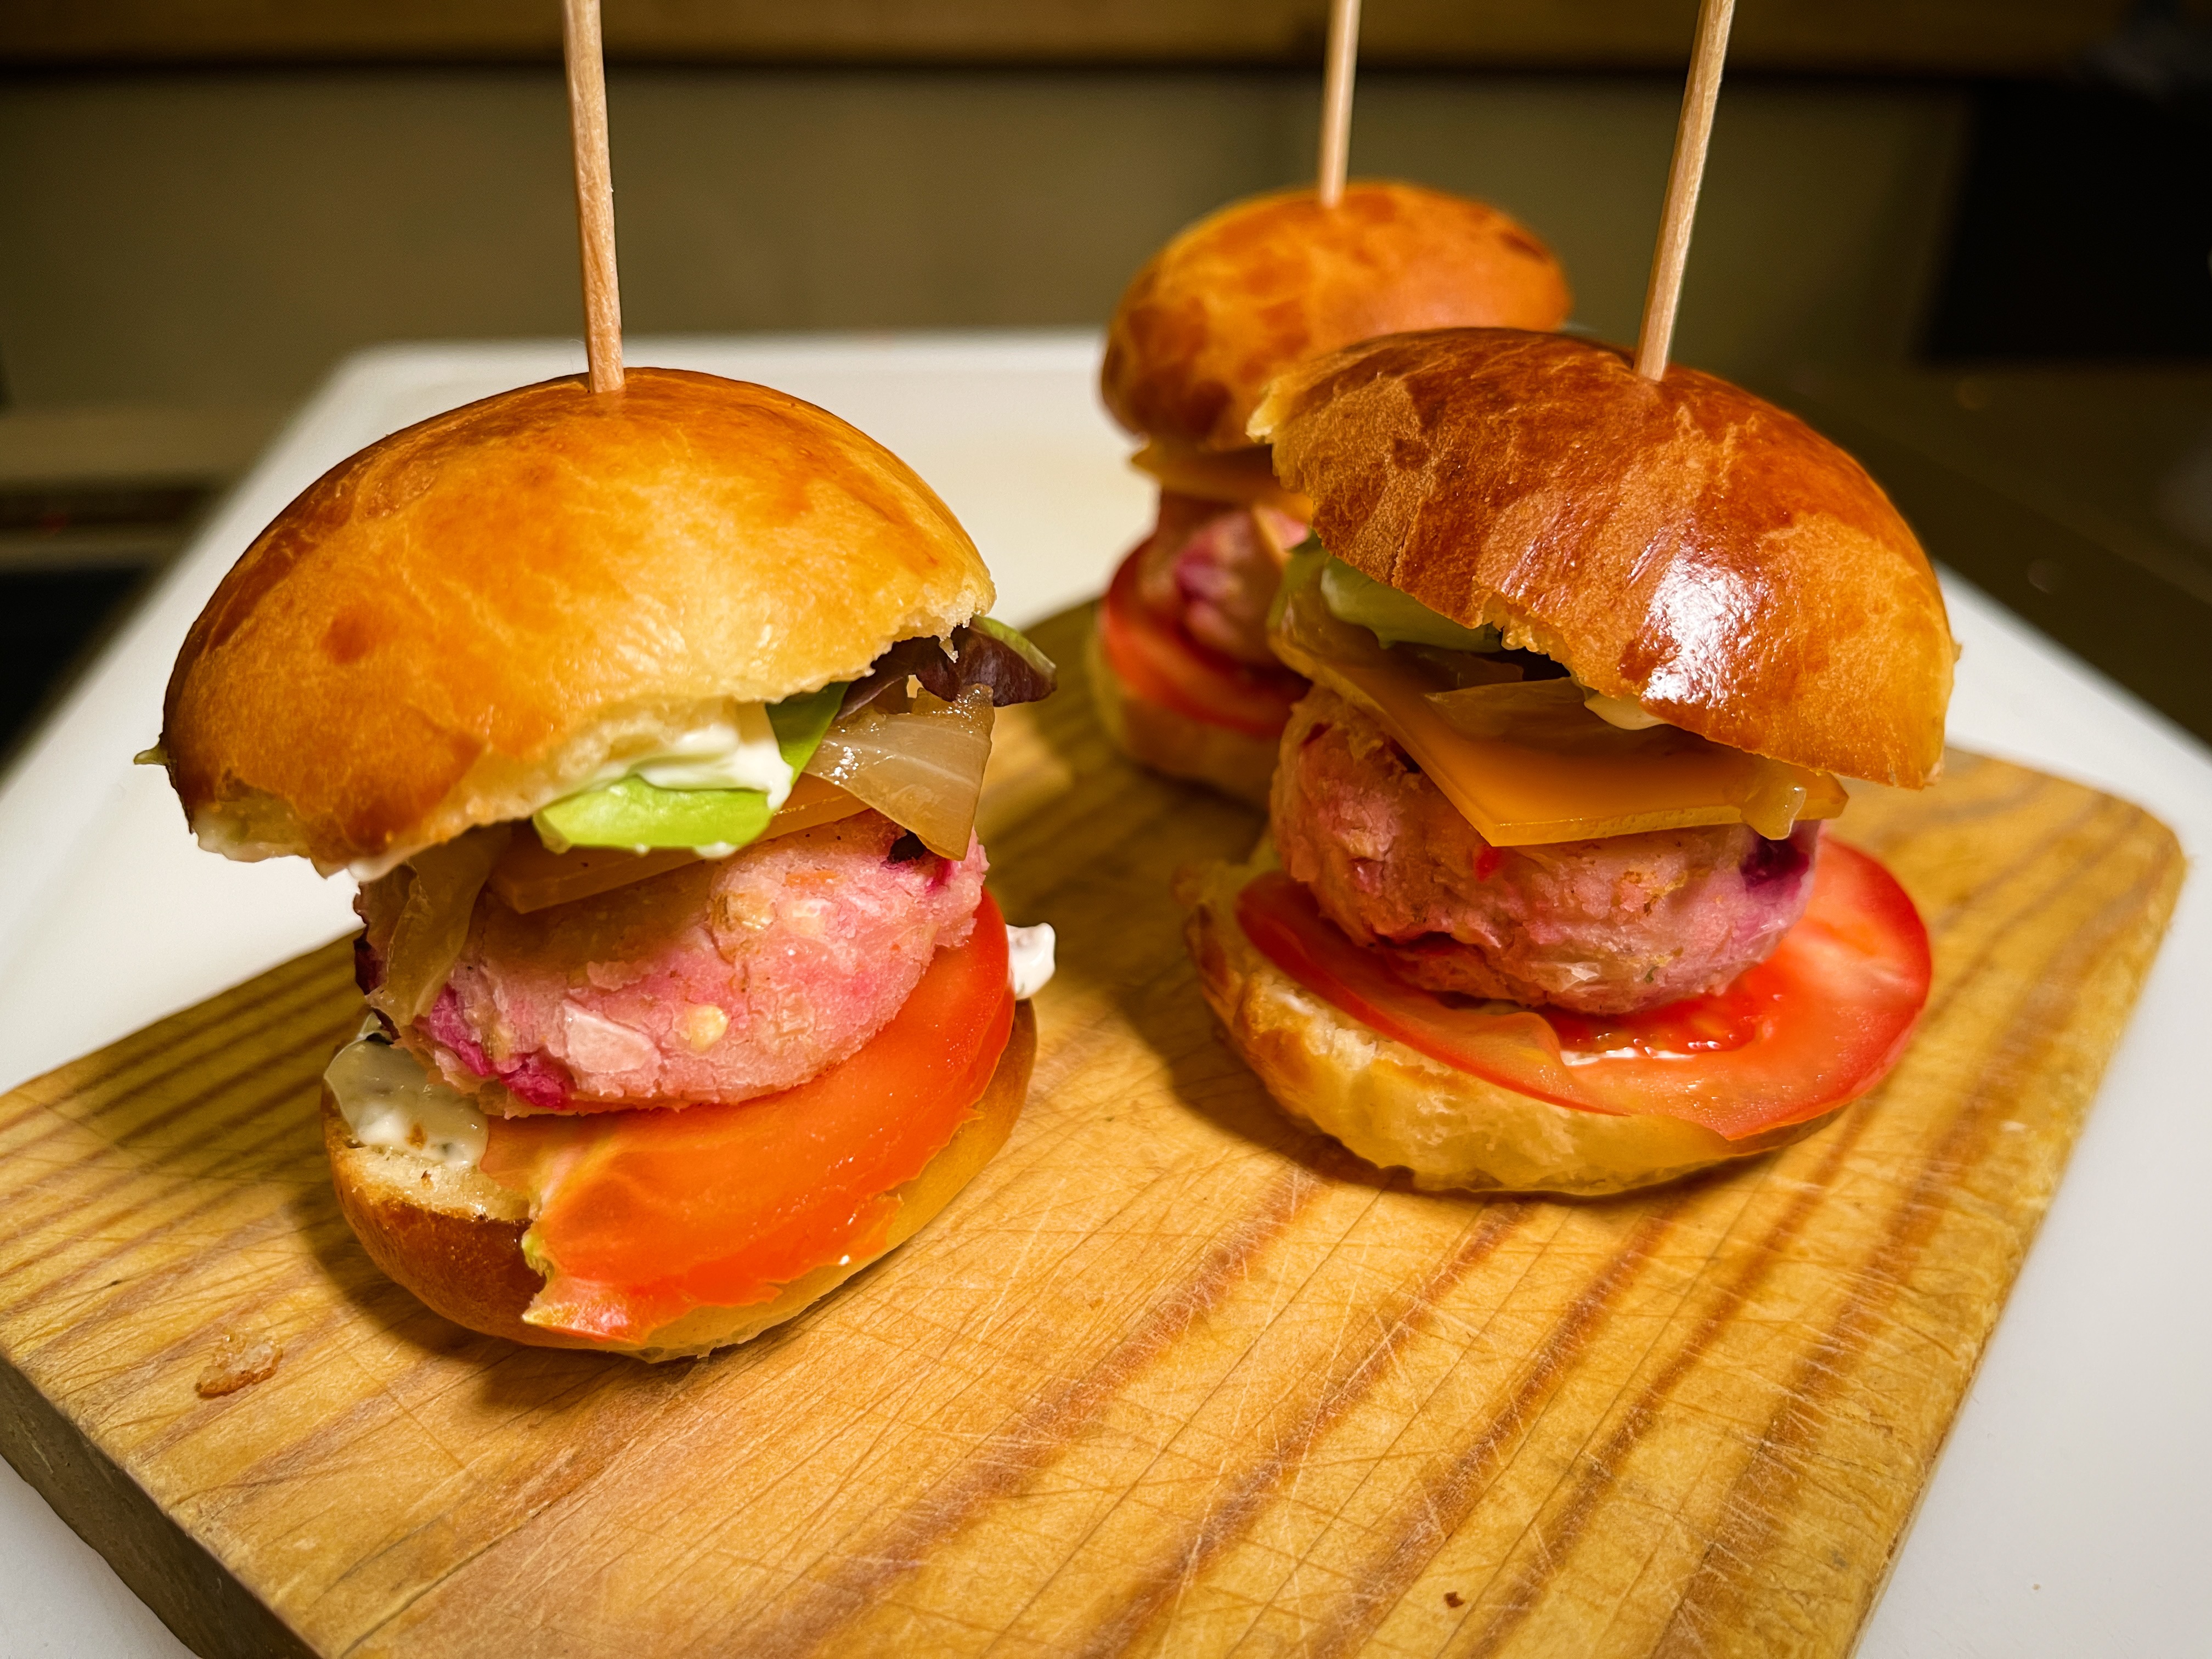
<box><xmin>368</xmin><ymin>823</ymin><xmax>512</xmax><ymax>1026</ymax></box>
<box><xmin>804</xmin><ymin>687</ymin><xmax>994</xmax><ymax>857</ymax></box>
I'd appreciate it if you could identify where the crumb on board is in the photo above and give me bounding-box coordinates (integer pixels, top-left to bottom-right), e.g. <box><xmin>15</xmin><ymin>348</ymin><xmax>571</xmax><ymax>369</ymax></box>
<box><xmin>196</xmin><ymin>1331</ymin><xmax>283</xmax><ymax>1398</ymax></box>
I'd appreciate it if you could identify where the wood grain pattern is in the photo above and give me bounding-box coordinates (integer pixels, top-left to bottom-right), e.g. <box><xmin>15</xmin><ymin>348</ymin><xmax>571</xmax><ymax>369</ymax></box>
<box><xmin>0</xmin><ymin>601</ymin><xmax>2182</xmax><ymax>1659</ymax></box>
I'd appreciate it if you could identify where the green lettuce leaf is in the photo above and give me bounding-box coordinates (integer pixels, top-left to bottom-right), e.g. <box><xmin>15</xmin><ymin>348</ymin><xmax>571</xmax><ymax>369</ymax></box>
<box><xmin>1318</xmin><ymin>556</ymin><xmax>1500</xmax><ymax>653</ymax></box>
<box><xmin>534</xmin><ymin>777</ymin><xmax>775</xmax><ymax>852</ymax></box>
<box><xmin>764</xmin><ymin>682</ymin><xmax>845</xmax><ymax>764</ymax></box>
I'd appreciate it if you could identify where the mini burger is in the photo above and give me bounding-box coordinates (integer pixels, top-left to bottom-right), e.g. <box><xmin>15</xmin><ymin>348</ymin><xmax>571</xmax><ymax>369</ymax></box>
<box><xmin>151</xmin><ymin>368</ymin><xmax>1058</xmax><ymax>1358</ymax></box>
<box><xmin>1094</xmin><ymin>181</ymin><xmax>1571</xmax><ymax>805</ymax></box>
<box><xmin>1181</xmin><ymin>329</ymin><xmax>1948</xmax><ymax>1195</ymax></box>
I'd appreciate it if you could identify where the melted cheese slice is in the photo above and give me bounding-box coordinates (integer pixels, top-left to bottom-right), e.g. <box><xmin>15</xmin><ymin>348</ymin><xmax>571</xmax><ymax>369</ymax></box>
<box><xmin>1130</xmin><ymin>440</ymin><xmax>1313</xmax><ymax>518</ymax></box>
<box><xmin>1272</xmin><ymin>578</ymin><xmax>1846</xmax><ymax>845</ymax></box>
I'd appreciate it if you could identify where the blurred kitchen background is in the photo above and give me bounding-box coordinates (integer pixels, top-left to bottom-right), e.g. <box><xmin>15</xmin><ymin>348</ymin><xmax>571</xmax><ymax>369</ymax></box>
<box><xmin>4</xmin><ymin>1</ymin><xmax>2211</xmax><ymax>760</ymax></box>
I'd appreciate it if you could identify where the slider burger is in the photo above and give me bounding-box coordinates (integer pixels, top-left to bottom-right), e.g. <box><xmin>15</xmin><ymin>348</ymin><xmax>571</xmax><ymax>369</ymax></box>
<box><xmin>151</xmin><ymin>368</ymin><xmax>1059</xmax><ymax>1358</ymax></box>
<box><xmin>1181</xmin><ymin>329</ymin><xmax>1948</xmax><ymax>1195</ymax></box>
<box><xmin>1095</xmin><ymin>181</ymin><xmax>1571</xmax><ymax>804</ymax></box>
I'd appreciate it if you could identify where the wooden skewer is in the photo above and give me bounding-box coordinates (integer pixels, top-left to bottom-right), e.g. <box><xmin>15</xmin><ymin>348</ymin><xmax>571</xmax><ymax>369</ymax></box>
<box><xmin>562</xmin><ymin>0</ymin><xmax>624</xmax><ymax>394</ymax></box>
<box><xmin>1316</xmin><ymin>0</ymin><xmax>1362</xmax><ymax>208</ymax></box>
<box><xmin>1633</xmin><ymin>0</ymin><xmax>1736</xmax><ymax>382</ymax></box>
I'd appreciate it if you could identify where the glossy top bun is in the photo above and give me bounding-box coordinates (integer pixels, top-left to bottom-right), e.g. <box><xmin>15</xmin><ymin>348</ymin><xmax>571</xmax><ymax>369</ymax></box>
<box><xmin>1251</xmin><ymin>329</ymin><xmax>1953</xmax><ymax>788</ymax></box>
<box><xmin>1101</xmin><ymin>182</ymin><xmax>1571</xmax><ymax>455</ymax></box>
<box><xmin>162</xmin><ymin>368</ymin><xmax>992</xmax><ymax>873</ymax></box>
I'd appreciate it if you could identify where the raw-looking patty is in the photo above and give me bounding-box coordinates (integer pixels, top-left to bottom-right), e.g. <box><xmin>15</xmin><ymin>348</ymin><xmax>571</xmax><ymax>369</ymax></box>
<box><xmin>361</xmin><ymin>811</ymin><xmax>986</xmax><ymax>1111</ymax></box>
<box><xmin>1135</xmin><ymin>492</ymin><xmax>1308</xmax><ymax>667</ymax></box>
<box><xmin>1272</xmin><ymin>688</ymin><xmax>1819</xmax><ymax>1014</ymax></box>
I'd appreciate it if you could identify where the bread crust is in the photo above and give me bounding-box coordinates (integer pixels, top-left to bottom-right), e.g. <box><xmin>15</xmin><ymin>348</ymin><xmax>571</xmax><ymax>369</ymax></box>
<box><xmin>1087</xmin><ymin>621</ymin><xmax>1277</xmax><ymax>809</ymax></box>
<box><xmin>1102</xmin><ymin>182</ymin><xmax>1570</xmax><ymax>454</ymax></box>
<box><xmin>1180</xmin><ymin>856</ymin><xmax>1839</xmax><ymax>1196</ymax></box>
<box><xmin>164</xmin><ymin>367</ymin><xmax>994</xmax><ymax>873</ymax></box>
<box><xmin>1251</xmin><ymin>329</ymin><xmax>1954</xmax><ymax>788</ymax></box>
<box><xmin>324</xmin><ymin>1001</ymin><xmax>1036</xmax><ymax>1361</ymax></box>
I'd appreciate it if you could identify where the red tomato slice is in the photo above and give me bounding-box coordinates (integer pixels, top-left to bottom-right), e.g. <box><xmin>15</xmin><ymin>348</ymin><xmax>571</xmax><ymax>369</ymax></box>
<box><xmin>1235</xmin><ymin>840</ymin><xmax>1931</xmax><ymax>1140</ymax></box>
<box><xmin>479</xmin><ymin>894</ymin><xmax>1015</xmax><ymax>1345</ymax></box>
<box><xmin>1098</xmin><ymin>544</ymin><xmax>1305</xmax><ymax>740</ymax></box>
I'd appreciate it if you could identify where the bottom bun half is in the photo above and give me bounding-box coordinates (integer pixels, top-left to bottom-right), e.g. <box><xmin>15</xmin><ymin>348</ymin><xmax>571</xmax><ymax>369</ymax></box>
<box><xmin>1087</xmin><ymin>622</ymin><xmax>1279</xmax><ymax>809</ymax></box>
<box><xmin>325</xmin><ymin>1001</ymin><xmax>1037</xmax><ymax>1361</ymax></box>
<box><xmin>1179</xmin><ymin>857</ymin><xmax>1838</xmax><ymax>1197</ymax></box>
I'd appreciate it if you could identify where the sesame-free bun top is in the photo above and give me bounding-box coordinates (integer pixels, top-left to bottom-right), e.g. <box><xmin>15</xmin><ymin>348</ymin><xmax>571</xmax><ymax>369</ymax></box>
<box><xmin>1101</xmin><ymin>181</ymin><xmax>1571</xmax><ymax>455</ymax></box>
<box><xmin>1250</xmin><ymin>329</ymin><xmax>1954</xmax><ymax>788</ymax></box>
<box><xmin>161</xmin><ymin>368</ymin><xmax>993</xmax><ymax>874</ymax></box>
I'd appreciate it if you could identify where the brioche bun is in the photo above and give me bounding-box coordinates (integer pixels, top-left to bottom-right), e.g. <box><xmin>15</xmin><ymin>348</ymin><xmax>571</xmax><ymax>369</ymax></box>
<box><xmin>324</xmin><ymin>1002</ymin><xmax>1036</xmax><ymax>1361</ymax></box>
<box><xmin>1102</xmin><ymin>182</ymin><xmax>1571</xmax><ymax>455</ymax></box>
<box><xmin>1180</xmin><ymin>858</ymin><xmax>1835</xmax><ymax>1196</ymax></box>
<box><xmin>1086</xmin><ymin>624</ymin><xmax>1276</xmax><ymax>809</ymax></box>
<box><xmin>162</xmin><ymin>368</ymin><xmax>992</xmax><ymax>875</ymax></box>
<box><xmin>1251</xmin><ymin>329</ymin><xmax>1954</xmax><ymax>789</ymax></box>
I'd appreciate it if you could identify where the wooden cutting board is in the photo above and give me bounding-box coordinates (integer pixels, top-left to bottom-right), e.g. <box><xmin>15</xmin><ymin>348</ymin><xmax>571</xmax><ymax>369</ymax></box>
<box><xmin>0</xmin><ymin>603</ymin><xmax>2182</xmax><ymax>1659</ymax></box>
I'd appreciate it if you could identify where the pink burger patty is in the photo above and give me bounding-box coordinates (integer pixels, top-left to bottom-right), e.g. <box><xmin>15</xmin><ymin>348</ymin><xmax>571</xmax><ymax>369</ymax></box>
<box><xmin>1272</xmin><ymin>688</ymin><xmax>1819</xmax><ymax>1014</ymax></box>
<box><xmin>357</xmin><ymin>811</ymin><xmax>988</xmax><ymax>1110</ymax></box>
<box><xmin>1134</xmin><ymin>493</ymin><xmax>1308</xmax><ymax>667</ymax></box>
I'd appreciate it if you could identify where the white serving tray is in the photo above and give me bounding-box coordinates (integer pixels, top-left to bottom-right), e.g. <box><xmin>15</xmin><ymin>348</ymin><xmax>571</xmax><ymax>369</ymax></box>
<box><xmin>1</xmin><ymin>331</ymin><xmax>2205</xmax><ymax>1658</ymax></box>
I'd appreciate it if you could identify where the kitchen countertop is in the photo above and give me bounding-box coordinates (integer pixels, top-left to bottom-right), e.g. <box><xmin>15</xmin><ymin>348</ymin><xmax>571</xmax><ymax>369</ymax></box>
<box><xmin>0</xmin><ymin>331</ymin><xmax>2204</xmax><ymax>1659</ymax></box>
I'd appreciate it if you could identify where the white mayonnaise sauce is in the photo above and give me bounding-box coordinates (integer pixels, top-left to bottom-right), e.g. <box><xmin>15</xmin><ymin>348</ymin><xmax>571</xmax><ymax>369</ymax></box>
<box><xmin>1006</xmin><ymin>922</ymin><xmax>1057</xmax><ymax>1000</ymax></box>
<box><xmin>621</xmin><ymin>702</ymin><xmax>795</xmax><ymax>804</ymax></box>
<box><xmin>324</xmin><ymin>1032</ymin><xmax>488</xmax><ymax>1170</ymax></box>
<box><xmin>1582</xmin><ymin>690</ymin><xmax>1671</xmax><ymax>731</ymax></box>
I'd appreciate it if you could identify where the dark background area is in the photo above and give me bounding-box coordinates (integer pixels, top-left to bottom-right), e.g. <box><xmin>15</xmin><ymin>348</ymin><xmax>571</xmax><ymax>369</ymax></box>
<box><xmin>1928</xmin><ymin>81</ymin><xmax>2212</xmax><ymax>359</ymax></box>
<box><xmin>5</xmin><ymin>0</ymin><xmax>2212</xmax><ymax>763</ymax></box>
<box><xmin>0</xmin><ymin>565</ymin><xmax>149</xmax><ymax>753</ymax></box>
